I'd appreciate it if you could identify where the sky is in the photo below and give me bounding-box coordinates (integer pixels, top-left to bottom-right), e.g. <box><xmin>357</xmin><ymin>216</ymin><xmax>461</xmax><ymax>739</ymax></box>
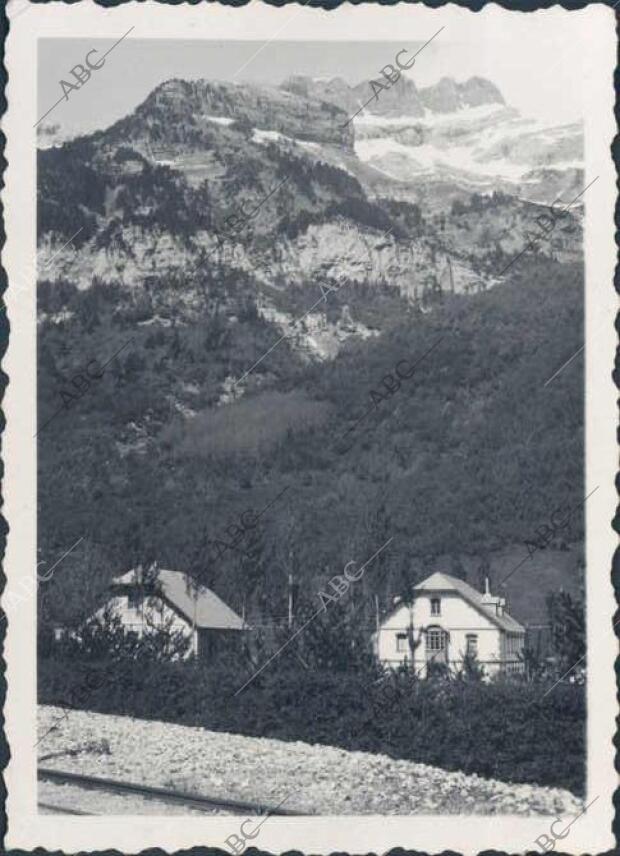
<box><xmin>37</xmin><ymin>29</ymin><xmax>587</xmax><ymax>138</ymax></box>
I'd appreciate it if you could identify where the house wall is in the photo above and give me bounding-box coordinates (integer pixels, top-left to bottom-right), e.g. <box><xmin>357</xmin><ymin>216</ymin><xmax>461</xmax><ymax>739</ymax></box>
<box><xmin>376</xmin><ymin>592</ymin><xmax>518</xmax><ymax>677</ymax></box>
<box><xmin>94</xmin><ymin>593</ymin><xmax>198</xmax><ymax>656</ymax></box>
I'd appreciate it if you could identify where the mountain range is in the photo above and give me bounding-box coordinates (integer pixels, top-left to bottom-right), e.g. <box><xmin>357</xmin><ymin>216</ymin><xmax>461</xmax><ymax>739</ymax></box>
<box><xmin>40</xmin><ymin>72</ymin><xmax>583</xmax><ymax>208</ymax></box>
<box><xmin>36</xmin><ymin>73</ymin><xmax>585</xmax><ymax>630</ymax></box>
<box><xmin>38</xmin><ymin>74</ymin><xmax>582</xmax><ymax>357</ymax></box>
<box><xmin>281</xmin><ymin>73</ymin><xmax>506</xmax><ymax>117</ymax></box>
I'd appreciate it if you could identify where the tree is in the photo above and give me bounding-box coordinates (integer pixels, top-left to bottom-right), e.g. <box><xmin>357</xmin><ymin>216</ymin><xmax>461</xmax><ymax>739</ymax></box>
<box><xmin>545</xmin><ymin>589</ymin><xmax>585</xmax><ymax>675</ymax></box>
<box><xmin>399</xmin><ymin>578</ymin><xmax>424</xmax><ymax>668</ymax></box>
<box><xmin>518</xmin><ymin>645</ymin><xmax>548</xmax><ymax>683</ymax></box>
<box><xmin>285</xmin><ymin>595</ymin><xmax>375</xmax><ymax>673</ymax></box>
<box><xmin>58</xmin><ymin>603</ymin><xmax>192</xmax><ymax>663</ymax></box>
<box><xmin>456</xmin><ymin>651</ymin><xmax>485</xmax><ymax>682</ymax></box>
<box><xmin>39</xmin><ymin>538</ymin><xmax>114</xmax><ymax>630</ymax></box>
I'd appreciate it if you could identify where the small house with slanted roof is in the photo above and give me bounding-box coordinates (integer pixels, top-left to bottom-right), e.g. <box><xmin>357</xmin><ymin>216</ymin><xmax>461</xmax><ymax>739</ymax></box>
<box><xmin>91</xmin><ymin>566</ymin><xmax>247</xmax><ymax>659</ymax></box>
<box><xmin>376</xmin><ymin>572</ymin><xmax>525</xmax><ymax>677</ymax></box>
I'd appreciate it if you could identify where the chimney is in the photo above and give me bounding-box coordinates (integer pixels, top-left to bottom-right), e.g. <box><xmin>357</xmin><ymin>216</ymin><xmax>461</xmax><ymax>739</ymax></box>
<box><xmin>481</xmin><ymin>578</ymin><xmax>505</xmax><ymax>616</ymax></box>
<box><xmin>481</xmin><ymin>577</ymin><xmax>493</xmax><ymax>604</ymax></box>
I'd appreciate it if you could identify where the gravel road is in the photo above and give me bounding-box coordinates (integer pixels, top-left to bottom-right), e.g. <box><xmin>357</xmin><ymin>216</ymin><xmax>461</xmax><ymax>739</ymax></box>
<box><xmin>38</xmin><ymin>705</ymin><xmax>582</xmax><ymax>815</ymax></box>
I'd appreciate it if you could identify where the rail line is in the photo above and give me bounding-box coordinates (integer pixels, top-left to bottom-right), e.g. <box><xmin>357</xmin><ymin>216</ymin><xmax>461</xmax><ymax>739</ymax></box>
<box><xmin>38</xmin><ymin>800</ymin><xmax>93</xmax><ymax>815</ymax></box>
<box><xmin>38</xmin><ymin>767</ymin><xmax>304</xmax><ymax>816</ymax></box>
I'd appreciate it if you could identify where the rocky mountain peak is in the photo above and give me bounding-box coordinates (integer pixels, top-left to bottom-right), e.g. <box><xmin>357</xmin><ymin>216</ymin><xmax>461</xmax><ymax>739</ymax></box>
<box><xmin>135</xmin><ymin>77</ymin><xmax>354</xmax><ymax>150</ymax></box>
<box><xmin>459</xmin><ymin>76</ymin><xmax>505</xmax><ymax>108</ymax></box>
<box><xmin>281</xmin><ymin>73</ymin><xmax>505</xmax><ymax>120</ymax></box>
<box><xmin>355</xmin><ymin>73</ymin><xmax>424</xmax><ymax>118</ymax></box>
<box><xmin>419</xmin><ymin>76</ymin><xmax>505</xmax><ymax>114</ymax></box>
<box><xmin>280</xmin><ymin>75</ymin><xmax>361</xmax><ymax>114</ymax></box>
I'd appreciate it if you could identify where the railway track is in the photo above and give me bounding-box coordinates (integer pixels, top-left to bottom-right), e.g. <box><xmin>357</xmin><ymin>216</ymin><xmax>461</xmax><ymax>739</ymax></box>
<box><xmin>38</xmin><ymin>800</ymin><xmax>92</xmax><ymax>815</ymax></box>
<box><xmin>38</xmin><ymin>767</ymin><xmax>304</xmax><ymax>816</ymax></box>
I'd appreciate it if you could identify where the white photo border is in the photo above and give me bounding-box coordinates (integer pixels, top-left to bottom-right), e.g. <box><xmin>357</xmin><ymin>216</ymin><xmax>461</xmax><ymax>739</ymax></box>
<box><xmin>2</xmin><ymin>2</ymin><xmax>617</xmax><ymax>853</ymax></box>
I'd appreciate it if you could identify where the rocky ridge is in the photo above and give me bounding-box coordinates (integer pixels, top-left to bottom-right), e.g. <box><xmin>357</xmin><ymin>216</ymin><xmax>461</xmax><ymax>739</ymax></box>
<box><xmin>36</xmin><ymin>72</ymin><xmax>583</xmax><ymax>365</ymax></box>
<box><xmin>281</xmin><ymin>74</ymin><xmax>505</xmax><ymax>118</ymax></box>
<box><xmin>133</xmin><ymin>78</ymin><xmax>354</xmax><ymax>151</ymax></box>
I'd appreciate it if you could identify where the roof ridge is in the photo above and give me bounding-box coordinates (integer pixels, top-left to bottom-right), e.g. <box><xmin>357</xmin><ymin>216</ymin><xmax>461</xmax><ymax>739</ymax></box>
<box><xmin>111</xmin><ymin>567</ymin><xmax>245</xmax><ymax>630</ymax></box>
<box><xmin>412</xmin><ymin>571</ymin><xmax>525</xmax><ymax>633</ymax></box>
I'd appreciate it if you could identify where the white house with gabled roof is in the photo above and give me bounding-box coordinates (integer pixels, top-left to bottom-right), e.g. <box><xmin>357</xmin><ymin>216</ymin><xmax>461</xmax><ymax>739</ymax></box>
<box><xmin>88</xmin><ymin>566</ymin><xmax>247</xmax><ymax>660</ymax></box>
<box><xmin>375</xmin><ymin>572</ymin><xmax>525</xmax><ymax>677</ymax></box>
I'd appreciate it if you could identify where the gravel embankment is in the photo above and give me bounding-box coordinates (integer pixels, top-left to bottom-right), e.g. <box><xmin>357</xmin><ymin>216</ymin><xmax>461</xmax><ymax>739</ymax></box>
<box><xmin>38</xmin><ymin>705</ymin><xmax>582</xmax><ymax>816</ymax></box>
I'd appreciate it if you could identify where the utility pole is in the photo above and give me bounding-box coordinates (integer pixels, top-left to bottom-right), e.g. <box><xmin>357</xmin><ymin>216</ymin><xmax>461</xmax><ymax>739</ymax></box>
<box><xmin>447</xmin><ymin>255</ymin><xmax>455</xmax><ymax>293</ymax></box>
<box><xmin>192</xmin><ymin>581</ymin><xmax>198</xmax><ymax>657</ymax></box>
<box><xmin>288</xmin><ymin>573</ymin><xmax>294</xmax><ymax>629</ymax></box>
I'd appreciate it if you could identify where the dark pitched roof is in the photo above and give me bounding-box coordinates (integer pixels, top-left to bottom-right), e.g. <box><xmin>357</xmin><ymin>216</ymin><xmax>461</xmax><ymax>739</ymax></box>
<box><xmin>112</xmin><ymin>568</ymin><xmax>246</xmax><ymax>630</ymax></box>
<box><xmin>414</xmin><ymin>572</ymin><xmax>525</xmax><ymax>633</ymax></box>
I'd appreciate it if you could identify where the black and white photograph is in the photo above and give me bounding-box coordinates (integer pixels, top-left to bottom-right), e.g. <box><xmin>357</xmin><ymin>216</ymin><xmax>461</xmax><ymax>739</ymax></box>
<box><xmin>2</xmin><ymin>2</ymin><xmax>616</xmax><ymax>854</ymax></box>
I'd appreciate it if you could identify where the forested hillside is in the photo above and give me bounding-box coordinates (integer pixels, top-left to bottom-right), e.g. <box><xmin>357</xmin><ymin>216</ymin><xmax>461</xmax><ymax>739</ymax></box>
<box><xmin>38</xmin><ymin>252</ymin><xmax>583</xmax><ymax>631</ymax></box>
<box><xmin>35</xmin><ymin>74</ymin><xmax>585</xmax><ymax>636</ymax></box>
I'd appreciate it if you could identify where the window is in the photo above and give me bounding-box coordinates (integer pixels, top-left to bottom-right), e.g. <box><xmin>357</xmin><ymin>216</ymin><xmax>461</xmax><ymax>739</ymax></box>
<box><xmin>396</xmin><ymin>633</ymin><xmax>408</xmax><ymax>652</ymax></box>
<box><xmin>506</xmin><ymin>635</ymin><xmax>522</xmax><ymax>655</ymax></box>
<box><xmin>426</xmin><ymin>628</ymin><xmax>446</xmax><ymax>651</ymax></box>
<box><xmin>430</xmin><ymin>597</ymin><xmax>441</xmax><ymax>616</ymax></box>
<box><xmin>127</xmin><ymin>589</ymin><xmax>142</xmax><ymax>611</ymax></box>
<box><xmin>466</xmin><ymin>634</ymin><xmax>478</xmax><ymax>656</ymax></box>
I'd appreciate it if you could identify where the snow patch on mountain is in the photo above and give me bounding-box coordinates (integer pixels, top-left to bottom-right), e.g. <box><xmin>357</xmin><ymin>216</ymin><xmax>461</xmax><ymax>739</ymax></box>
<box><xmin>250</xmin><ymin>127</ymin><xmax>357</xmax><ymax>177</ymax></box>
<box><xmin>355</xmin><ymin>102</ymin><xmax>506</xmax><ymax>129</ymax></box>
<box><xmin>252</xmin><ymin>128</ymin><xmax>295</xmax><ymax>145</ymax></box>
<box><xmin>353</xmin><ymin>101</ymin><xmax>583</xmax><ymax>199</ymax></box>
<box><xmin>355</xmin><ymin>137</ymin><xmax>531</xmax><ymax>182</ymax></box>
<box><xmin>205</xmin><ymin>115</ymin><xmax>234</xmax><ymax>126</ymax></box>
